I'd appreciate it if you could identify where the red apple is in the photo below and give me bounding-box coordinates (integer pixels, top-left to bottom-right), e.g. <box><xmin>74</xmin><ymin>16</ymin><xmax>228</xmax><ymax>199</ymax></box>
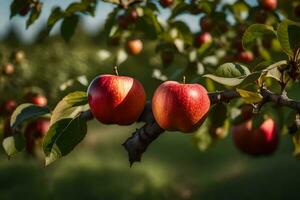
<box><xmin>232</xmin><ymin>118</ymin><xmax>279</xmax><ymax>156</ymax></box>
<box><xmin>195</xmin><ymin>32</ymin><xmax>212</xmax><ymax>47</ymax></box>
<box><xmin>2</xmin><ymin>63</ymin><xmax>14</xmax><ymax>75</ymax></box>
<box><xmin>118</xmin><ymin>15</ymin><xmax>129</xmax><ymax>29</ymax></box>
<box><xmin>87</xmin><ymin>74</ymin><xmax>146</xmax><ymax>125</ymax></box>
<box><xmin>29</xmin><ymin>94</ymin><xmax>48</xmax><ymax>107</ymax></box>
<box><xmin>160</xmin><ymin>0</ymin><xmax>173</xmax><ymax>8</ymax></box>
<box><xmin>260</xmin><ymin>0</ymin><xmax>277</xmax><ymax>11</ymax></box>
<box><xmin>1</xmin><ymin>100</ymin><xmax>17</xmax><ymax>115</ymax></box>
<box><xmin>238</xmin><ymin>51</ymin><xmax>254</xmax><ymax>62</ymax></box>
<box><xmin>127</xmin><ymin>8</ymin><xmax>139</xmax><ymax>23</ymax></box>
<box><xmin>25</xmin><ymin>119</ymin><xmax>50</xmax><ymax>153</ymax></box>
<box><xmin>126</xmin><ymin>39</ymin><xmax>143</xmax><ymax>55</ymax></box>
<box><xmin>152</xmin><ymin>81</ymin><xmax>210</xmax><ymax>133</ymax></box>
<box><xmin>200</xmin><ymin>16</ymin><xmax>214</xmax><ymax>31</ymax></box>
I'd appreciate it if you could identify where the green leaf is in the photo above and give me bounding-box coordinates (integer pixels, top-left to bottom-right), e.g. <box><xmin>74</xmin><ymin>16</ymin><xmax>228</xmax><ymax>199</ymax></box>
<box><xmin>10</xmin><ymin>104</ymin><xmax>51</xmax><ymax>129</ymax></box>
<box><xmin>51</xmin><ymin>91</ymin><xmax>88</xmax><ymax>126</ymax></box>
<box><xmin>242</xmin><ymin>24</ymin><xmax>276</xmax><ymax>50</ymax></box>
<box><xmin>236</xmin><ymin>89</ymin><xmax>263</xmax><ymax>104</ymax></box>
<box><xmin>277</xmin><ymin>20</ymin><xmax>300</xmax><ymax>57</ymax></box>
<box><xmin>215</xmin><ymin>63</ymin><xmax>250</xmax><ymax>77</ymax></box>
<box><xmin>238</xmin><ymin>72</ymin><xmax>261</xmax><ymax>88</ymax></box>
<box><xmin>2</xmin><ymin>133</ymin><xmax>25</xmax><ymax>157</ymax></box>
<box><xmin>171</xmin><ymin>21</ymin><xmax>193</xmax><ymax>45</ymax></box>
<box><xmin>26</xmin><ymin>5</ymin><xmax>42</xmax><ymax>29</ymax></box>
<box><xmin>140</xmin><ymin>7</ymin><xmax>162</xmax><ymax>39</ymax></box>
<box><xmin>47</xmin><ymin>7</ymin><xmax>65</xmax><ymax>33</ymax></box>
<box><xmin>60</xmin><ymin>14</ymin><xmax>79</xmax><ymax>42</ymax></box>
<box><xmin>203</xmin><ymin>63</ymin><xmax>251</xmax><ymax>86</ymax></box>
<box><xmin>43</xmin><ymin>117</ymin><xmax>87</xmax><ymax>166</ymax></box>
<box><xmin>65</xmin><ymin>2</ymin><xmax>89</xmax><ymax>14</ymax></box>
<box><xmin>103</xmin><ymin>7</ymin><xmax>120</xmax><ymax>40</ymax></box>
<box><xmin>293</xmin><ymin>132</ymin><xmax>300</xmax><ymax>159</ymax></box>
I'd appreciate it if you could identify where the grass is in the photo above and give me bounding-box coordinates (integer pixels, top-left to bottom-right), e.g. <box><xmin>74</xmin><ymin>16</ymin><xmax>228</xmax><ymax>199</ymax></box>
<box><xmin>0</xmin><ymin>120</ymin><xmax>299</xmax><ymax>200</ymax></box>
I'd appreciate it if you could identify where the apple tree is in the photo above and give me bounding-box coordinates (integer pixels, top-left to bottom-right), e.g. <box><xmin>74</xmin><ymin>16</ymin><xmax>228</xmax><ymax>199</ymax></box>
<box><xmin>2</xmin><ymin>0</ymin><xmax>300</xmax><ymax>166</ymax></box>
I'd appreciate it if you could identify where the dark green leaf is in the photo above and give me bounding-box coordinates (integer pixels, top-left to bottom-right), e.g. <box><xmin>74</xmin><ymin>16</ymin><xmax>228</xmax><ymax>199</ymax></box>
<box><xmin>103</xmin><ymin>7</ymin><xmax>120</xmax><ymax>40</ymax></box>
<box><xmin>170</xmin><ymin>3</ymin><xmax>191</xmax><ymax>19</ymax></box>
<box><xmin>10</xmin><ymin>0</ymin><xmax>30</xmax><ymax>18</ymax></box>
<box><xmin>47</xmin><ymin>7</ymin><xmax>65</xmax><ymax>33</ymax></box>
<box><xmin>65</xmin><ymin>2</ymin><xmax>89</xmax><ymax>15</ymax></box>
<box><xmin>209</xmin><ymin>103</ymin><xmax>227</xmax><ymax>127</ymax></box>
<box><xmin>215</xmin><ymin>63</ymin><xmax>250</xmax><ymax>77</ymax></box>
<box><xmin>43</xmin><ymin>117</ymin><xmax>87</xmax><ymax>166</ymax></box>
<box><xmin>10</xmin><ymin>104</ymin><xmax>51</xmax><ymax>129</ymax></box>
<box><xmin>277</xmin><ymin>20</ymin><xmax>300</xmax><ymax>57</ymax></box>
<box><xmin>2</xmin><ymin>133</ymin><xmax>25</xmax><ymax>157</ymax></box>
<box><xmin>60</xmin><ymin>14</ymin><xmax>79</xmax><ymax>42</ymax></box>
<box><xmin>252</xmin><ymin>114</ymin><xmax>264</xmax><ymax>129</ymax></box>
<box><xmin>26</xmin><ymin>6</ymin><xmax>42</xmax><ymax>29</ymax></box>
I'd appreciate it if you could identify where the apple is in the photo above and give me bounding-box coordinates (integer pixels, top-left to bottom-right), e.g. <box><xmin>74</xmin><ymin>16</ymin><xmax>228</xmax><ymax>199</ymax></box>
<box><xmin>118</xmin><ymin>15</ymin><xmax>129</xmax><ymax>29</ymax></box>
<box><xmin>238</xmin><ymin>51</ymin><xmax>254</xmax><ymax>62</ymax></box>
<box><xmin>241</xmin><ymin>104</ymin><xmax>253</xmax><ymax>121</ymax></box>
<box><xmin>152</xmin><ymin>80</ymin><xmax>210</xmax><ymax>133</ymax></box>
<box><xmin>25</xmin><ymin>118</ymin><xmax>50</xmax><ymax>153</ymax></box>
<box><xmin>126</xmin><ymin>39</ymin><xmax>143</xmax><ymax>55</ymax></box>
<box><xmin>127</xmin><ymin>8</ymin><xmax>139</xmax><ymax>23</ymax></box>
<box><xmin>232</xmin><ymin>118</ymin><xmax>279</xmax><ymax>156</ymax></box>
<box><xmin>260</xmin><ymin>0</ymin><xmax>277</xmax><ymax>11</ymax></box>
<box><xmin>29</xmin><ymin>94</ymin><xmax>48</xmax><ymax>107</ymax></box>
<box><xmin>209</xmin><ymin>126</ymin><xmax>226</xmax><ymax>139</ymax></box>
<box><xmin>195</xmin><ymin>32</ymin><xmax>212</xmax><ymax>47</ymax></box>
<box><xmin>2</xmin><ymin>99</ymin><xmax>17</xmax><ymax>115</ymax></box>
<box><xmin>19</xmin><ymin>6</ymin><xmax>30</xmax><ymax>16</ymax></box>
<box><xmin>87</xmin><ymin>74</ymin><xmax>146</xmax><ymax>125</ymax></box>
<box><xmin>2</xmin><ymin>63</ymin><xmax>14</xmax><ymax>75</ymax></box>
<box><xmin>161</xmin><ymin>50</ymin><xmax>174</xmax><ymax>66</ymax></box>
<box><xmin>295</xmin><ymin>5</ymin><xmax>300</xmax><ymax>17</ymax></box>
<box><xmin>12</xmin><ymin>50</ymin><xmax>25</xmax><ymax>64</ymax></box>
<box><xmin>200</xmin><ymin>16</ymin><xmax>213</xmax><ymax>31</ymax></box>
<box><xmin>160</xmin><ymin>0</ymin><xmax>173</xmax><ymax>8</ymax></box>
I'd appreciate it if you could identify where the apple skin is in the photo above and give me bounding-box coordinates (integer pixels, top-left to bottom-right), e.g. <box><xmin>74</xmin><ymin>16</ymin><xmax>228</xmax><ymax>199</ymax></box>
<box><xmin>25</xmin><ymin>119</ymin><xmax>50</xmax><ymax>153</ymax></box>
<box><xmin>87</xmin><ymin>75</ymin><xmax>146</xmax><ymax>125</ymax></box>
<box><xmin>238</xmin><ymin>51</ymin><xmax>254</xmax><ymax>63</ymax></box>
<box><xmin>2</xmin><ymin>100</ymin><xmax>17</xmax><ymax>115</ymax></box>
<box><xmin>260</xmin><ymin>0</ymin><xmax>277</xmax><ymax>11</ymax></box>
<box><xmin>232</xmin><ymin>118</ymin><xmax>279</xmax><ymax>156</ymax></box>
<box><xmin>195</xmin><ymin>32</ymin><xmax>212</xmax><ymax>47</ymax></box>
<box><xmin>152</xmin><ymin>81</ymin><xmax>210</xmax><ymax>133</ymax></box>
<box><xmin>127</xmin><ymin>9</ymin><xmax>139</xmax><ymax>23</ymax></box>
<box><xmin>29</xmin><ymin>94</ymin><xmax>48</xmax><ymax>107</ymax></box>
<box><xmin>160</xmin><ymin>0</ymin><xmax>173</xmax><ymax>8</ymax></box>
<box><xmin>126</xmin><ymin>39</ymin><xmax>143</xmax><ymax>55</ymax></box>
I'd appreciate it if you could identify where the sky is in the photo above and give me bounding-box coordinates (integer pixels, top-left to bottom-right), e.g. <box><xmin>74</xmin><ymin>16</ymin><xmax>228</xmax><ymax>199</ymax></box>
<box><xmin>0</xmin><ymin>0</ymin><xmax>256</xmax><ymax>43</ymax></box>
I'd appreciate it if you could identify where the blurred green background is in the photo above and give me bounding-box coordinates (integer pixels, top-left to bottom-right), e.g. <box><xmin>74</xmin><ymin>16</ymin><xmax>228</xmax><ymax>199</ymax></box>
<box><xmin>0</xmin><ymin>29</ymin><xmax>300</xmax><ymax>200</ymax></box>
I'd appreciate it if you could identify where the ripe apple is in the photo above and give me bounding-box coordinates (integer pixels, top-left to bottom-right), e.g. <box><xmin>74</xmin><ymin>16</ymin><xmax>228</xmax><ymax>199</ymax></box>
<box><xmin>260</xmin><ymin>0</ymin><xmax>277</xmax><ymax>11</ymax></box>
<box><xmin>232</xmin><ymin>118</ymin><xmax>279</xmax><ymax>156</ymax></box>
<box><xmin>200</xmin><ymin>16</ymin><xmax>214</xmax><ymax>31</ymax></box>
<box><xmin>160</xmin><ymin>0</ymin><xmax>173</xmax><ymax>8</ymax></box>
<box><xmin>238</xmin><ymin>51</ymin><xmax>254</xmax><ymax>63</ymax></box>
<box><xmin>29</xmin><ymin>94</ymin><xmax>48</xmax><ymax>107</ymax></box>
<box><xmin>12</xmin><ymin>50</ymin><xmax>25</xmax><ymax>64</ymax></box>
<box><xmin>295</xmin><ymin>5</ymin><xmax>300</xmax><ymax>17</ymax></box>
<box><xmin>118</xmin><ymin>15</ymin><xmax>129</xmax><ymax>29</ymax></box>
<box><xmin>126</xmin><ymin>39</ymin><xmax>143</xmax><ymax>55</ymax></box>
<box><xmin>127</xmin><ymin>8</ymin><xmax>139</xmax><ymax>23</ymax></box>
<box><xmin>2</xmin><ymin>63</ymin><xmax>14</xmax><ymax>75</ymax></box>
<box><xmin>87</xmin><ymin>74</ymin><xmax>146</xmax><ymax>125</ymax></box>
<box><xmin>19</xmin><ymin>6</ymin><xmax>30</xmax><ymax>16</ymax></box>
<box><xmin>25</xmin><ymin>118</ymin><xmax>50</xmax><ymax>153</ymax></box>
<box><xmin>195</xmin><ymin>32</ymin><xmax>212</xmax><ymax>47</ymax></box>
<box><xmin>1</xmin><ymin>99</ymin><xmax>17</xmax><ymax>115</ymax></box>
<box><xmin>152</xmin><ymin>81</ymin><xmax>210</xmax><ymax>133</ymax></box>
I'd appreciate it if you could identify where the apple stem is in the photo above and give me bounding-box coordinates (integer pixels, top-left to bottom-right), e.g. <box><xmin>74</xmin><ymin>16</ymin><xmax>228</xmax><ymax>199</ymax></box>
<box><xmin>114</xmin><ymin>66</ymin><xmax>119</xmax><ymax>76</ymax></box>
<box><xmin>182</xmin><ymin>76</ymin><xmax>186</xmax><ymax>84</ymax></box>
